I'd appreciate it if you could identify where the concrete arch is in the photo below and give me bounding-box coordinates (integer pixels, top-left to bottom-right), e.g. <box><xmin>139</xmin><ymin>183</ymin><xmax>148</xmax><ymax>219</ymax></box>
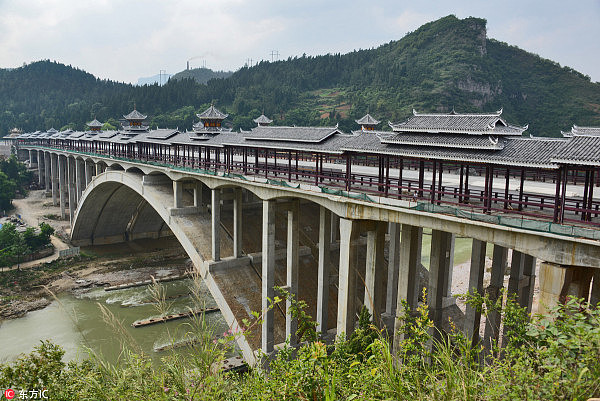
<box><xmin>71</xmin><ymin>170</ymin><xmax>256</xmax><ymax>363</ymax></box>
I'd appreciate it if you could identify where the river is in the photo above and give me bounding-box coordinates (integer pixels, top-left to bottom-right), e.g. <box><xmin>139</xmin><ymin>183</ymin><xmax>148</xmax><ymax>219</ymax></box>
<box><xmin>0</xmin><ymin>278</ymin><xmax>229</xmax><ymax>365</ymax></box>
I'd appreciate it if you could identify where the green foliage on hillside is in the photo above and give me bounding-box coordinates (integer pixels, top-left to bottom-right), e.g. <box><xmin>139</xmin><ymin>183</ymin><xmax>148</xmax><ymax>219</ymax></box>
<box><xmin>0</xmin><ymin>222</ymin><xmax>54</xmax><ymax>267</ymax></box>
<box><xmin>1</xmin><ymin>15</ymin><xmax>599</xmax><ymax>136</ymax></box>
<box><xmin>170</xmin><ymin>67</ymin><xmax>233</xmax><ymax>84</ymax></box>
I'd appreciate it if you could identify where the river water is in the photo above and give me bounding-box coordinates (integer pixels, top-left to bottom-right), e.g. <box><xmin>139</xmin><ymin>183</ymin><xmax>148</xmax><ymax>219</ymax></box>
<box><xmin>0</xmin><ymin>278</ymin><xmax>228</xmax><ymax>365</ymax></box>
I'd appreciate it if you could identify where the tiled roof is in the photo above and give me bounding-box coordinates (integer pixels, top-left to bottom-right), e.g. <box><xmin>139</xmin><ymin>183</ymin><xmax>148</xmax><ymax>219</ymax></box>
<box><xmin>552</xmin><ymin>136</ymin><xmax>600</xmax><ymax>166</ymax></box>
<box><xmin>146</xmin><ymin>129</ymin><xmax>180</xmax><ymax>140</ymax></box>
<box><xmin>390</xmin><ymin>109</ymin><xmax>526</xmax><ymax>136</ymax></box>
<box><xmin>253</xmin><ymin>114</ymin><xmax>273</xmax><ymax>125</ymax></box>
<box><xmin>341</xmin><ymin>133</ymin><xmax>565</xmax><ymax>168</ymax></box>
<box><xmin>244</xmin><ymin>126</ymin><xmax>341</xmax><ymax>143</ymax></box>
<box><xmin>87</xmin><ymin>119</ymin><xmax>103</xmax><ymax>127</ymax></box>
<box><xmin>223</xmin><ymin>133</ymin><xmax>352</xmax><ymax>154</ymax></box>
<box><xmin>123</xmin><ymin>109</ymin><xmax>147</xmax><ymax>120</ymax></box>
<box><xmin>197</xmin><ymin>105</ymin><xmax>228</xmax><ymax>120</ymax></box>
<box><xmin>377</xmin><ymin>132</ymin><xmax>504</xmax><ymax>150</ymax></box>
<box><xmin>355</xmin><ymin>114</ymin><xmax>380</xmax><ymax>126</ymax></box>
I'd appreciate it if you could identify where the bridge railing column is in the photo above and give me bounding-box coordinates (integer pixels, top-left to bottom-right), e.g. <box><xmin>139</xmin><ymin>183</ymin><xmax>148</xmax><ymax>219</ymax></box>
<box><xmin>392</xmin><ymin>224</ymin><xmax>422</xmax><ymax>354</ymax></box>
<box><xmin>484</xmin><ymin>245</ymin><xmax>508</xmax><ymax>354</ymax></box>
<box><xmin>364</xmin><ymin>221</ymin><xmax>386</xmax><ymax>328</ymax></box>
<box><xmin>261</xmin><ymin>199</ymin><xmax>276</xmax><ymax>353</ymax></box>
<box><xmin>464</xmin><ymin>239</ymin><xmax>486</xmax><ymax>344</ymax></box>
<box><xmin>286</xmin><ymin>200</ymin><xmax>299</xmax><ymax>345</ymax></box>
<box><xmin>336</xmin><ymin>218</ymin><xmax>359</xmax><ymax>341</ymax></box>
<box><xmin>317</xmin><ymin>206</ymin><xmax>332</xmax><ymax>334</ymax></box>
<box><xmin>211</xmin><ymin>189</ymin><xmax>221</xmax><ymax>261</ymax></box>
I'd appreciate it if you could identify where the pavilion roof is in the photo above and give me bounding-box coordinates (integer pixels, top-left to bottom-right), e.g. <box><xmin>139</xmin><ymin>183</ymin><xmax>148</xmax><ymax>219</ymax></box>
<box><xmin>87</xmin><ymin>119</ymin><xmax>103</xmax><ymax>127</ymax></box>
<box><xmin>123</xmin><ymin>109</ymin><xmax>147</xmax><ymax>120</ymax></box>
<box><xmin>197</xmin><ymin>105</ymin><xmax>228</xmax><ymax>120</ymax></box>
<box><xmin>355</xmin><ymin>113</ymin><xmax>380</xmax><ymax>126</ymax></box>
<box><xmin>390</xmin><ymin>109</ymin><xmax>527</xmax><ymax>136</ymax></box>
<box><xmin>552</xmin><ymin>135</ymin><xmax>600</xmax><ymax>166</ymax></box>
<box><xmin>253</xmin><ymin>114</ymin><xmax>273</xmax><ymax>125</ymax></box>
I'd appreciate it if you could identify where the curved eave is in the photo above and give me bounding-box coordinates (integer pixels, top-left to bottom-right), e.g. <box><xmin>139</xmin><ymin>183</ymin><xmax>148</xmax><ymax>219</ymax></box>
<box><xmin>222</xmin><ymin>141</ymin><xmax>343</xmax><ymax>155</ymax></box>
<box><xmin>551</xmin><ymin>158</ymin><xmax>600</xmax><ymax>167</ymax></box>
<box><xmin>378</xmin><ymin>139</ymin><xmax>504</xmax><ymax>150</ymax></box>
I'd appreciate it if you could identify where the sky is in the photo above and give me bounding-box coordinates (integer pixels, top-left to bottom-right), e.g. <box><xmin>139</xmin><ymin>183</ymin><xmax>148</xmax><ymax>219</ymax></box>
<box><xmin>0</xmin><ymin>0</ymin><xmax>599</xmax><ymax>84</ymax></box>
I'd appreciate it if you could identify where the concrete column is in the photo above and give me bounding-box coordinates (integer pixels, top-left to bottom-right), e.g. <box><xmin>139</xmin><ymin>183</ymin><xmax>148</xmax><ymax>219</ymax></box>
<box><xmin>233</xmin><ymin>188</ymin><xmax>242</xmax><ymax>258</ymax></box>
<box><xmin>590</xmin><ymin>269</ymin><xmax>600</xmax><ymax>306</ymax></box>
<box><xmin>330</xmin><ymin>214</ymin><xmax>339</xmax><ymax>244</ymax></box>
<box><xmin>337</xmin><ymin>218</ymin><xmax>359</xmax><ymax>340</ymax></box>
<box><xmin>286</xmin><ymin>200</ymin><xmax>299</xmax><ymax>345</ymax></box>
<box><xmin>75</xmin><ymin>159</ymin><xmax>83</xmax><ymax>203</ymax></box>
<box><xmin>95</xmin><ymin>162</ymin><xmax>103</xmax><ymax>176</ymax></box>
<box><xmin>211</xmin><ymin>189</ymin><xmax>221</xmax><ymax>261</ymax></box>
<box><xmin>67</xmin><ymin>158</ymin><xmax>76</xmax><ymax>223</ymax></box>
<box><xmin>385</xmin><ymin>223</ymin><xmax>401</xmax><ymax>318</ymax></box>
<box><xmin>37</xmin><ymin>150</ymin><xmax>43</xmax><ymax>186</ymax></box>
<box><xmin>193</xmin><ymin>181</ymin><xmax>203</xmax><ymax>209</ymax></box>
<box><xmin>428</xmin><ymin>230</ymin><xmax>455</xmax><ymax>333</ymax></box>
<box><xmin>44</xmin><ymin>153</ymin><xmax>51</xmax><ymax>192</ymax></box>
<box><xmin>519</xmin><ymin>254</ymin><xmax>536</xmax><ymax>313</ymax></box>
<box><xmin>364</xmin><ymin>221</ymin><xmax>386</xmax><ymax>327</ymax></box>
<box><xmin>484</xmin><ymin>245</ymin><xmax>508</xmax><ymax>351</ymax></box>
<box><xmin>51</xmin><ymin>154</ymin><xmax>59</xmax><ymax>205</ymax></box>
<box><xmin>538</xmin><ymin>263</ymin><xmax>594</xmax><ymax>314</ymax></box>
<box><xmin>392</xmin><ymin>224</ymin><xmax>422</xmax><ymax>354</ymax></box>
<box><xmin>464</xmin><ymin>239</ymin><xmax>486</xmax><ymax>343</ymax></box>
<box><xmin>317</xmin><ymin>206</ymin><xmax>331</xmax><ymax>333</ymax></box>
<box><xmin>261</xmin><ymin>199</ymin><xmax>276</xmax><ymax>353</ymax></box>
<box><xmin>173</xmin><ymin>181</ymin><xmax>183</xmax><ymax>208</ymax></box>
<box><xmin>507</xmin><ymin>250</ymin><xmax>525</xmax><ymax>299</ymax></box>
<box><xmin>85</xmin><ymin>161</ymin><xmax>94</xmax><ymax>186</ymax></box>
<box><xmin>28</xmin><ymin>150</ymin><xmax>33</xmax><ymax>166</ymax></box>
<box><xmin>58</xmin><ymin>156</ymin><xmax>66</xmax><ymax>219</ymax></box>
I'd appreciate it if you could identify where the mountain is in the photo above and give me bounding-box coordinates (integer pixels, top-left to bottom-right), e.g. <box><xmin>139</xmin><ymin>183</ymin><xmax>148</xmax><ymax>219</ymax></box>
<box><xmin>170</xmin><ymin>67</ymin><xmax>232</xmax><ymax>84</ymax></box>
<box><xmin>0</xmin><ymin>16</ymin><xmax>599</xmax><ymax>136</ymax></box>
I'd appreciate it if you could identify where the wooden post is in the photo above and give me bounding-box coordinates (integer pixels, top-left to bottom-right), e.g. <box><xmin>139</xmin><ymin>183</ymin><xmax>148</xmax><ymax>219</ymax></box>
<box><xmin>518</xmin><ymin>168</ymin><xmax>525</xmax><ymax>211</ymax></box>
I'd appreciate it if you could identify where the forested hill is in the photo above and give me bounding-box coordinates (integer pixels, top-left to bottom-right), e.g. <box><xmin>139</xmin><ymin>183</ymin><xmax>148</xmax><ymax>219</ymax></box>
<box><xmin>170</xmin><ymin>67</ymin><xmax>232</xmax><ymax>84</ymax></box>
<box><xmin>1</xmin><ymin>15</ymin><xmax>599</xmax><ymax>136</ymax></box>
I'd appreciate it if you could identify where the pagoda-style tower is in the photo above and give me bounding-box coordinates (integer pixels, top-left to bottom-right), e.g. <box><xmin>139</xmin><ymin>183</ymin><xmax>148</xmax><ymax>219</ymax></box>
<box><xmin>356</xmin><ymin>113</ymin><xmax>380</xmax><ymax>131</ymax></box>
<box><xmin>253</xmin><ymin>114</ymin><xmax>273</xmax><ymax>127</ymax></box>
<box><xmin>193</xmin><ymin>105</ymin><xmax>229</xmax><ymax>133</ymax></box>
<box><xmin>122</xmin><ymin>107</ymin><xmax>149</xmax><ymax>132</ymax></box>
<box><xmin>87</xmin><ymin>118</ymin><xmax>103</xmax><ymax>132</ymax></box>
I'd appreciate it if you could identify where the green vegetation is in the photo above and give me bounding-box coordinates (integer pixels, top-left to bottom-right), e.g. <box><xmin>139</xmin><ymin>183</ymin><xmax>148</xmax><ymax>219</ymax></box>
<box><xmin>170</xmin><ymin>67</ymin><xmax>233</xmax><ymax>84</ymax></box>
<box><xmin>1</xmin><ymin>280</ymin><xmax>598</xmax><ymax>400</ymax></box>
<box><xmin>0</xmin><ymin>222</ymin><xmax>54</xmax><ymax>267</ymax></box>
<box><xmin>1</xmin><ymin>16</ymin><xmax>599</xmax><ymax>137</ymax></box>
<box><xmin>0</xmin><ymin>155</ymin><xmax>33</xmax><ymax>211</ymax></box>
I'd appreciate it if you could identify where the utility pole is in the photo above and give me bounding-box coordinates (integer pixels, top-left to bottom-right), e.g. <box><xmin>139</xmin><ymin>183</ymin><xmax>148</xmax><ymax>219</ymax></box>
<box><xmin>270</xmin><ymin>50</ymin><xmax>279</xmax><ymax>62</ymax></box>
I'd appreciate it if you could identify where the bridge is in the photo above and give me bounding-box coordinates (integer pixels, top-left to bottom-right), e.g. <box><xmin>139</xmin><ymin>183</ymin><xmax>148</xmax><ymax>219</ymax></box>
<box><xmin>11</xmin><ymin>108</ymin><xmax>600</xmax><ymax>365</ymax></box>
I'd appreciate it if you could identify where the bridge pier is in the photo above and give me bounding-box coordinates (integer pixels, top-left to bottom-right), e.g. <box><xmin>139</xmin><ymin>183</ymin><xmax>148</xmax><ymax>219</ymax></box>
<box><xmin>538</xmin><ymin>262</ymin><xmax>594</xmax><ymax>314</ymax></box>
<box><xmin>384</xmin><ymin>223</ymin><xmax>401</xmax><ymax>327</ymax></box>
<box><xmin>286</xmin><ymin>200</ymin><xmax>299</xmax><ymax>345</ymax></box>
<box><xmin>211</xmin><ymin>188</ymin><xmax>221</xmax><ymax>261</ymax></box>
<box><xmin>173</xmin><ymin>181</ymin><xmax>183</xmax><ymax>208</ymax></box>
<box><xmin>85</xmin><ymin>161</ymin><xmax>94</xmax><ymax>186</ymax></box>
<box><xmin>428</xmin><ymin>230</ymin><xmax>455</xmax><ymax>337</ymax></box>
<box><xmin>364</xmin><ymin>221</ymin><xmax>386</xmax><ymax>327</ymax></box>
<box><xmin>484</xmin><ymin>245</ymin><xmax>508</xmax><ymax>352</ymax></box>
<box><xmin>392</xmin><ymin>224</ymin><xmax>422</xmax><ymax>354</ymax></box>
<box><xmin>68</xmin><ymin>157</ymin><xmax>76</xmax><ymax>223</ymax></box>
<box><xmin>337</xmin><ymin>218</ymin><xmax>359</xmax><ymax>340</ymax></box>
<box><xmin>37</xmin><ymin>150</ymin><xmax>44</xmax><ymax>187</ymax></box>
<box><xmin>464</xmin><ymin>239</ymin><xmax>486</xmax><ymax>344</ymax></box>
<box><xmin>317</xmin><ymin>206</ymin><xmax>332</xmax><ymax>334</ymax></box>
<box><xmin>233</xmin><ymin>188</ymin><xmax>243</xmax><ymax>258</ymax></box>
<box><xmin>75</xmin><ymin>158</ymin><xmax>84</xmax><ymax>204</ymax></box>
<box><xmin>44</xmin><ymin>152</ymin><xmax>51</xmax><ymax>194</ymax></box>
<box><xmin>58</xmin><ymin>155</ymin><xmax>66</xmax><ymax>219</ymax></box>
<box><xmin>262</xmin><ymin>199</ymin><xmax>276</xmax><ymax>352</ymax></box>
